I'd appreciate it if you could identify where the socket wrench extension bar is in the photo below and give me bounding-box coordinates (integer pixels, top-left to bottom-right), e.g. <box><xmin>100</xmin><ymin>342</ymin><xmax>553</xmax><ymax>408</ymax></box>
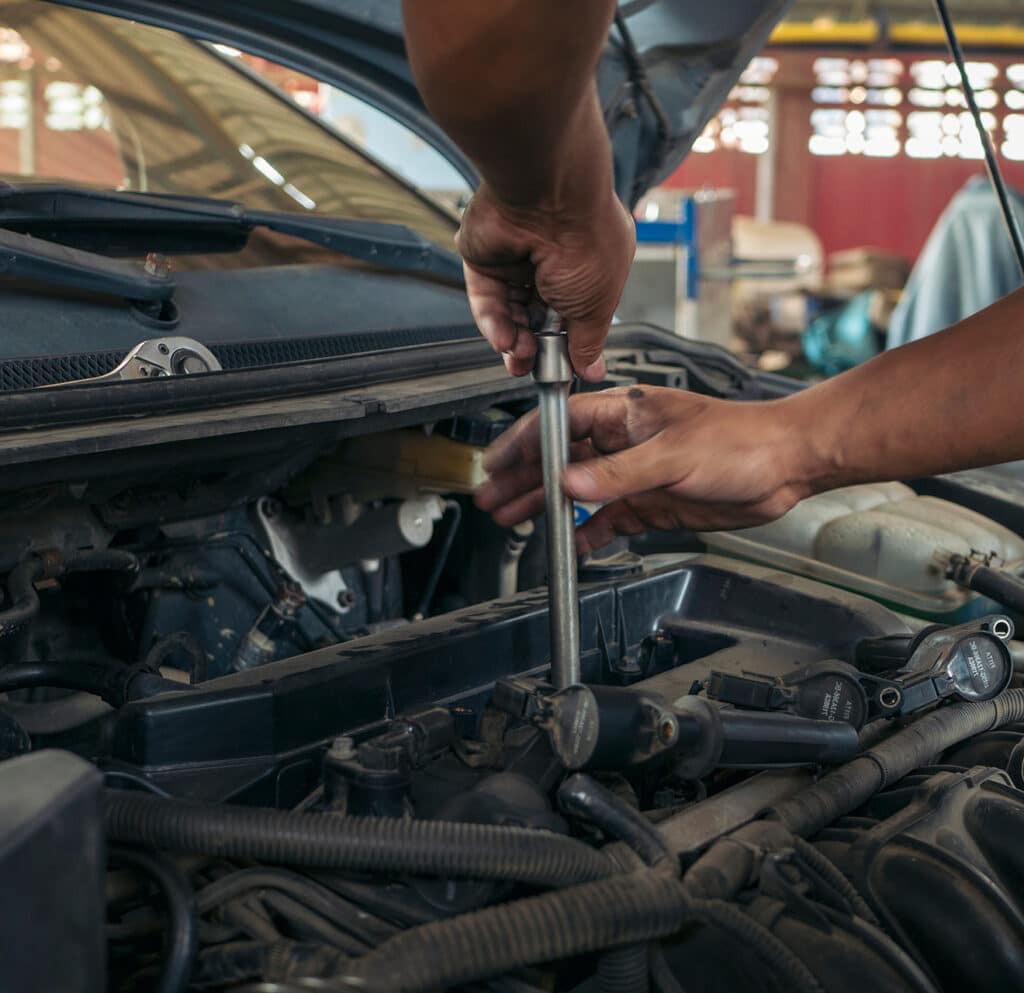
<box><xmin>533</xmin><ymin>318</ymin><xmax>580</xmax><ymax>688</ymax></box>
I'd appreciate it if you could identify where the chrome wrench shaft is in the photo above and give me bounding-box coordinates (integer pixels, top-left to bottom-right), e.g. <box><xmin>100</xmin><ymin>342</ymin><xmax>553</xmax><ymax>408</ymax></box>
<box><xmin>533</xmin><ymin>326</ymin><xmax>580</xmax><ymax>688</ymax></box>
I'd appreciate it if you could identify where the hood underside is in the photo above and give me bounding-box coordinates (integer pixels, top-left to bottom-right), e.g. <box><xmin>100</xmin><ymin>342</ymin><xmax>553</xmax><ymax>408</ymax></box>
<box><xmin>46</xmin><ymin>0</ymin><xmax>792</xmax><ymax>206</ymax></box>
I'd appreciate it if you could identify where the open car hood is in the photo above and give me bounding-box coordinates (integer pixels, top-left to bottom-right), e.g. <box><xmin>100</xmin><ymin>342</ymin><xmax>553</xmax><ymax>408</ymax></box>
<box><xmin>50</xmin><ymin>0</ymin><xmax>792</xmax><ymax>206</ymax></box>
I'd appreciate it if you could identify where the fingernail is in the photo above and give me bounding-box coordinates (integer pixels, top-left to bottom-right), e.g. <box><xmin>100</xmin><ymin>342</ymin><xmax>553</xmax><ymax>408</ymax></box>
<box><xmin>582</xmin><ymin>357</ymin><xmax>607</xmax><ymax>383</ymax></box>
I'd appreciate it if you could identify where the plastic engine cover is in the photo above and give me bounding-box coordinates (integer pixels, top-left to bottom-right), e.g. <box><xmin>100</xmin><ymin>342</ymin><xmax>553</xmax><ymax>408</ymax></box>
<box><xmin>0</xmin><ymin>750</ymin><xmax>105</xmax><ymax>993</ymax></box>
<box><xmin>704</xmin><ymin>482</ymin><xmax>1024</xmax><ymax>617</ymax></box>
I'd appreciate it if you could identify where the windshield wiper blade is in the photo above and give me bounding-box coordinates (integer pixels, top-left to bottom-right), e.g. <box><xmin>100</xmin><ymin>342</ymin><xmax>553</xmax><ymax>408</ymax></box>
<box><xmin>0</xmin><ymin>184</ymin><xmax>464</xmax><ymax>300</ymax></box>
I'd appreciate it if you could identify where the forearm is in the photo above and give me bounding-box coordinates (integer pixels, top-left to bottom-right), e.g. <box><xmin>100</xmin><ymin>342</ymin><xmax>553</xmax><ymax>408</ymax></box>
<box><xmin>402</xmin><ymin>0</ymin><xmax>617</xmax><ymax>210</ymax></box>
<box><xmin>788</xmin><ymin>286</ymin><xmax>1024</xmax><ymax>492</ymax></box>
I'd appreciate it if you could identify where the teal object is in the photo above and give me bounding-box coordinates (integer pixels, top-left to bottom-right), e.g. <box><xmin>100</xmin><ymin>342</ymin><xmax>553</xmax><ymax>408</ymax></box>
<box><xmin>802</xmin><ymin>292</ymin><xmax>880</xmax><ymax>376</ymax></box>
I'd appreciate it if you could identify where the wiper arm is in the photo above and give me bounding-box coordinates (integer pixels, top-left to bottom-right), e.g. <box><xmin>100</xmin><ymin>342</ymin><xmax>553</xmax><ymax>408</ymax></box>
<box><xmin>0</xmin><ymin>225</ymin><xmax>175</xmax><ymax>300</ymax></box>
<box><xmin>0</xmin><ymin>184</ymin><xmax>464</xmax><ymax>300</ymax></box>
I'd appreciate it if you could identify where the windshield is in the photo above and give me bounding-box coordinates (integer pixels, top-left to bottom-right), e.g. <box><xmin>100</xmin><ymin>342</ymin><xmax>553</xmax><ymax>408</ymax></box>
<box><xmin>0</xmin><ymin>1</ymin><xmax>458</xmax><ymax>248</ymax></box>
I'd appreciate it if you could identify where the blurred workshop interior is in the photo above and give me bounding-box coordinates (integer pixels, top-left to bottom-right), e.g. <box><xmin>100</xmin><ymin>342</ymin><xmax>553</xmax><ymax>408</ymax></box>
<box><xmin>621</xmin><ymin>0</ymin><xmax>1024</xmax><ymax>379</ymax></box>
<box><xmin>210</xmin><ymin>2</ymin><xmax>1024</xmax><ymax>379</ymax></box>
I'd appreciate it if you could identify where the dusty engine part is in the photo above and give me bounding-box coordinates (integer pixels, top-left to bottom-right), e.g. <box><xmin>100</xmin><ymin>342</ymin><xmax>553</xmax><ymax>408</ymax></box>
<box><xmin>0</xmin><ymin>752</ymin><xmax>104</xmax><ymax>993</ymax></box>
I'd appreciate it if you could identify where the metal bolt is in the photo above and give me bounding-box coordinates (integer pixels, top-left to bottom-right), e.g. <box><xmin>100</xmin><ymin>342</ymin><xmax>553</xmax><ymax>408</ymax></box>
<box><xmin>143</xmin><ymin>252</ymin><xmax>171</xmax><ymax>278</ymax></box>
<box><xmin>337</xmin><ymin>589</ymin><xmax>356</xmax><ymax>609</ymax></box>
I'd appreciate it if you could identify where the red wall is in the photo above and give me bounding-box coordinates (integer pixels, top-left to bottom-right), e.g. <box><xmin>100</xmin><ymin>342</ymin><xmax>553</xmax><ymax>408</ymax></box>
<box><xmin>806</xmin><ymin>154</ymin><xmax>1024</xmax><ymax>261</ymax></box>
<box><xmin>663</xmin><ymin>49</ymin><xmax>1024</xmax><ymax>264</ymax></box>
<box><xmin>668</xmin><ymin>148</ymin><xmax>759</xmax><ymax>219</ymax></box>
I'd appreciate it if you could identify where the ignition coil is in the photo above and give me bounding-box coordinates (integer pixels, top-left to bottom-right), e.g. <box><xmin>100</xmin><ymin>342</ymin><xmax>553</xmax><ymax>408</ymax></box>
<box><xmin>492</xmin><ymin>677</ymin><xmax>858</xmax><ymax>776</ymax></box>
<box><xmin>707</xmin><ymin>614</ymin><xmax>1015</xmax><ymax>729</ymax></box>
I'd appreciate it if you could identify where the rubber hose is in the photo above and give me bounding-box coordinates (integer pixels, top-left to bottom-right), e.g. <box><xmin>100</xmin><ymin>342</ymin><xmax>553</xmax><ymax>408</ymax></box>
<box><xmin>196</xmin><ymin>868</ymin><xmax>379</xmax><ymax>949</ymax></box>
<box><xmin>193</xmin><ymin>940</ymin><xmax>344</xmax><ymax>989</ymax></box>
<box><xmin>62</xmin><ymin>549</ymin><xmax>139</xmax><ymax>575</ymax></box>
<box><xmin>0</xmin><ymin>551</ymin><xmax>138</xmax><ymax>641</ymax></box>
<box><xmin>790</xmin><ymin>836</ymin><xmax>879</xmax><ymax>925</ymax></box>
<box><xmin>104</xmin><ymin>790</ymin><xmax>615</xmax><ymax>887</ymax></box>
<box><xmin>0</xmin><ymin>660</ymin><xmax>182</xmax><ymax>707</ymax></box>
<box><xmin>0</xmin><ymin>660</ymin><xmax>129</xmax><ymax>705</ymax></box>
<box><xmin>340</xmin><ymin>871</ymin><xmax>692</xmax><ymax>993</ymax></box>
<box><xmin>949</xmin><ymin>556</ymin><xmax>1024</xmax><ymax>614</ymax></box>
<box><xmin>110</xmin><ymin>847</ymin><xmax>198</xmax><ymax>993</ymax></box>
<box><xmin>771</xmin><ymin>688</ymin><xmax>1024</xmax><ymax>838</ymax></box>
<box><xmin>558</xmin><ymin>774</ymin><xmax>672</xmax><ymax>869</ymax></box>
<box><xmin>0</xmin><ymin>558</ymin><xmax>44</xmax><ymax>637</ymax></box>
<box><xmin>597</xmin><ymin>946</ymin><xmax>649</xmax><ymax>993</ymax></box>
<box><xmin>693</xmin><ymin>898</ymin><xmax>822</xmax><ymax>993</ymax></box>
<box><xmin>143</xmin><ymin>631</ymin><xmax>206</xmax><ymax>682</ymax></box>
<box><xmin>556</xmin><ymin>775</ymin><xmax>665</xmax><ymax>993</ymax></box>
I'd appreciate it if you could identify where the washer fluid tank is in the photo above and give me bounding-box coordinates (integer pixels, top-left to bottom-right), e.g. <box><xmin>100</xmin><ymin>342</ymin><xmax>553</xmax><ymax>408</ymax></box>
<box><xmin>703</xmin><ymin>482</ymin><xmax>1024</xmax><ymax>619</ymax></box>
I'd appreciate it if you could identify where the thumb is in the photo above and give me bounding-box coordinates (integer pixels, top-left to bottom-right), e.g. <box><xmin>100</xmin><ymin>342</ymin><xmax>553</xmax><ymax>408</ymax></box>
<box><xmin>563</xmin><ymin>438</ymin><xmax>679</xmax><ymax>503</ymax></box>
<box><xmin>564</xmin><ymin>316</ymin><xmax>608</xmax><ymax>383</ymax></box>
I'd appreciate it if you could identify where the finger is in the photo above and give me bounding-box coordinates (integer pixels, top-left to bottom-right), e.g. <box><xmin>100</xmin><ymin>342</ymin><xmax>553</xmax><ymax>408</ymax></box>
<box><xmin>483</xmin><ymin>408</ymin><xmax>541</xmax><ymax>473</ymax></box>
<box><xmin>492</xmin><ymin>486</ymin><xmax>546</xmax><ymax>529</ymax></box>
<box><xmin>464</xmin><ymin>264</ymin><xmax>517</xmax><ymax>352</ymax></box>
<box><xmin>508</xmin><ymin>302</ymin><xmax>531</xmax><ymax>328</ymax></box>
<box><xmin>483</xmin><ymin>390</ymin><xmax>628</xmax><ymax>474</ymax></box>
<box><xmin>503</xmin><ymin>353</ymin><xmax>535</xmax><ymax>377</ymax></box>
<box><xmin>576</xmin><ymin>500</ymin><xmax>647</xmax><ymax>556</ymax></box>
<box><xmin>463</xmin><ymin>266</ymin><xmax>537</xmax><ymax>370</ymax></box>
<box><xmin>477</xmin><ymin>440</ymin><xmax>593</xmax><ymax>511</ymax></box>
<box><xmin>506</xmin><ymin>285</ymin><xmax>534</xmax><ymax>305</ymax></box>
<box><xmin>562</xmin><ymin>436</ymin><xmax>679</xmax><ymax>504</ymax></box>
<box><xmin>564</xmin><ymin>315</ymin><xmax>609</xmax><ymax>383</ymax></box>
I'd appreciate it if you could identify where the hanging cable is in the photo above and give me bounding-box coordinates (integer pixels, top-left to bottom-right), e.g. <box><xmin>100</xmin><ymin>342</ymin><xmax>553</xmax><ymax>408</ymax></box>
<box><xmin>932</xmin><ymin>0</ymin><xmax>1024</xmax><ymax>276</ymax></box>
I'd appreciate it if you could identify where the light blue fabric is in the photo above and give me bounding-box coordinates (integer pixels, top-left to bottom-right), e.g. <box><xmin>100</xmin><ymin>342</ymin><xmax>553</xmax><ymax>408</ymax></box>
<box><xmin>886</xmin><ymin>176</ymin><xmax>1024</xmax><ymax>349</ymax></box>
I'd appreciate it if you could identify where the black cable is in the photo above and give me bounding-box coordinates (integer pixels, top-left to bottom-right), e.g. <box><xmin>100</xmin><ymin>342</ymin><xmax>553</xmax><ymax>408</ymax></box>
<box><xmin>227</xmin><ymin>984</ymin><xmax>345</xmax><ymax>992</ymax></box>
<box><xmin>0</xmin><ymin>557</ymin><xmax>44</xmax><ymax>639</ymax></box>
<box><xmin>613</xmin><ymin>10</ymin><xmax>671</xmax><ymax>145</ymax></box>
<box><xmin>109</xmin><ymin>847</ymin><xmax>199</xmax><ymax>993</ymax></box>
<box><xmin>0</xmin><ymin>659</ymin><xmax>183</xmax><ymax>706</ymax></box>
<box><xmin>257</xmin><ymin>891</ymin><xmax>366</xmax><ymax>953</ymax></box>
<box><xmin>413</xmin><ymin>500</ymin><xmax>463</xmax><ymax>620</ymax></box>
<box><xmin>932</xmin><ymin>0</ymin><xmax>1024</xmax><ymax>276</ymax></box>
<box><xmin>102</xmin><ymin>768</ymin><xmax>173</xmax><ymax>798</ymax></box>
<box><xmin>790</xmin><ymin>836</ymin><xmax>878</xmax><ymax>926</ymax></box>
<box><xmin>196</xmin><ymin>868</ymin><xmax>381</xmax><ymax>950</ymax></box>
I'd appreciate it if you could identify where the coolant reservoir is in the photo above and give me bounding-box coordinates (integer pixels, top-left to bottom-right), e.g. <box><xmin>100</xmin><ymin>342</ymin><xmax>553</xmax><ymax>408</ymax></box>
<box><xmin>704</xmin><ymin>483</ymin><xmax>1024</xmax><ymax>619</ymax></box>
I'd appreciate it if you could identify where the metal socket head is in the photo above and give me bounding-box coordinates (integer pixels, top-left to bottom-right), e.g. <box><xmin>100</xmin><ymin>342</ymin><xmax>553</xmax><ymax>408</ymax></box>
<box><xmin>533</xmin><ymin>332</ymin><xmax>573</xmax><ymax>384</ymax></box>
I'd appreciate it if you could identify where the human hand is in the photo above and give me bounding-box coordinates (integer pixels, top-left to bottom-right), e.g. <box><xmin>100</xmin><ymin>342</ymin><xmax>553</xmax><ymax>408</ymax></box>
<box><xmin>456</xmin><ymin>182</ymin><xmax>635</xmax><ymax>382</ymax></box>
<box><xmin>475</xmin><ymin>385</ymin><xmax>814</xmax><ymax>554</ymax></box>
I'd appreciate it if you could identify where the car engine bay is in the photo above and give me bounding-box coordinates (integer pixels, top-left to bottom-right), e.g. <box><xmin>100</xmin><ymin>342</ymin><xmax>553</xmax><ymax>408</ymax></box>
<box><xmin>5</xmin><ymin>338</ymin><xmax>1024</xmax><ymax>993</ymax></box>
